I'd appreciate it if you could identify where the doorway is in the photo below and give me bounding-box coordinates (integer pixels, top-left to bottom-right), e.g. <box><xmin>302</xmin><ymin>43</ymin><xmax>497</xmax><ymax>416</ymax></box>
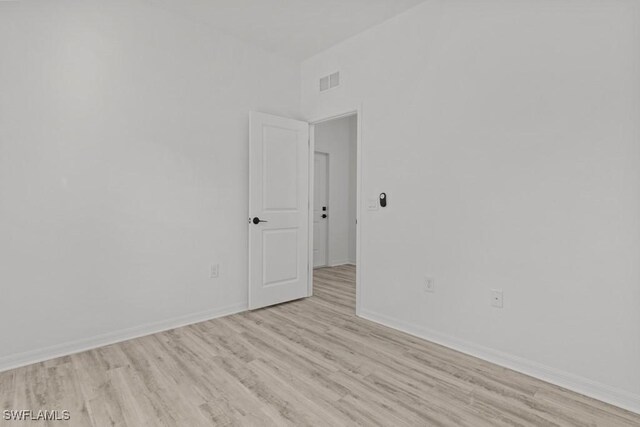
<box><xmin>248</xmin><ymin>108</ymin><xmax>361</xmax><ymax>314</ymax></box>
<box><xmin>311</xmin><ymin>114</ymin><xmax>358</xmax><ymax>273</ymax></box>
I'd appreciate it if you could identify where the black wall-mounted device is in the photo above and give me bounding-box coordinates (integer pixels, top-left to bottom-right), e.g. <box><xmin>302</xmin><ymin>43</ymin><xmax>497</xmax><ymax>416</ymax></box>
<box><xmin>379</xmin><ymin>193</ymin><xmax>387</xmax><ymax>208</ymax></box>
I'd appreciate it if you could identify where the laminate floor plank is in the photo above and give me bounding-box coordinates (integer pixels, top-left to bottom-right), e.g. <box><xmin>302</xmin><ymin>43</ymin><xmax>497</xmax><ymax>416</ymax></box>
<box><xmin>2</xmin><ymin>265</ymin><xmax>638</xmax><ymax>426</ymax></box>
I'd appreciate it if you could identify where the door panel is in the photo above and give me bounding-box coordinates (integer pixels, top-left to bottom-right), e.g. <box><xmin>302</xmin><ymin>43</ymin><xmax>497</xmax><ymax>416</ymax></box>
<box><xmin>249</xmin><ymin>112</ymin><xmax>309</xmax><ymax>310</ymax></box>
<box><xmin>313</xmin><ymin>152</ymin><xmax>328</xmax><ymax>268</ymax></box>
<box><xmin>263</xmin><ymin>228</ymin><xmax>299</xmax><ymax>286</ymax></box>
<box><xmin>263</xmin><ymin>127</ymin><xmax>299</xmax><ymax>211</ymax></box>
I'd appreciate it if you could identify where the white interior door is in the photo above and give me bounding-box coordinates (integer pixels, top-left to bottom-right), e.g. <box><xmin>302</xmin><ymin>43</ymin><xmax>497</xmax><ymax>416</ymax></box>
<box><xmin>249</xmin><ymin>112</ymin><xmax>310</xmax><ymax>310</ymax></box>
<box><xmin>313</xmin><ymin>152</ymin><xmax>328</xmax><ymax>267</ymax></box>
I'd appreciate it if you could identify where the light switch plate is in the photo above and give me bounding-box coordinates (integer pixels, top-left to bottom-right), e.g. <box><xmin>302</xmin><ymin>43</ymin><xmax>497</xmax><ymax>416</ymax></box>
<box><xmin>367</xmin><ymin>198</ymin><xmax>379</xmax><ymax>211</ymax></box>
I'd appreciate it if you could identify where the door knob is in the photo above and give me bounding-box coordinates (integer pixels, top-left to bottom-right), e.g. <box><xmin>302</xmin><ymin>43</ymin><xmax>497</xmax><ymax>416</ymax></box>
<box><xmin>252</xmin><ymin>217</ymin><xmax>268</xmax><ymax>224</ymax></box>
<box><xmin>322</xmin><ymin>214</ymin><xmax>327</xmax><ymax>219</ymax></box>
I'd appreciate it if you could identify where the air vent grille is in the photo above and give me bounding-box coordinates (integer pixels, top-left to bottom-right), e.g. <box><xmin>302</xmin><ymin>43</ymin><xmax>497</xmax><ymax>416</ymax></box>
<box><xmin>319</xmin><ymin>71</ymin><xmax>340</xmax><ymax>92</ymax></box>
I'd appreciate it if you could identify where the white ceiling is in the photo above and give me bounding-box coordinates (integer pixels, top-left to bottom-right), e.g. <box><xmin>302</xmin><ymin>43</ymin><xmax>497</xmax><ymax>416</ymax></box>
<box><xmin>146</xmin><ymin>0</ymin><xmax>427</xmax><ymax>60</ymax></box>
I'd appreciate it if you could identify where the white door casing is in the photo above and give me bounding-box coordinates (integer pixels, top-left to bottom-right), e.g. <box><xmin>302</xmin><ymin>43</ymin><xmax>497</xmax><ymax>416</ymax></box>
<box><xmin>313</xmin><ymin>152</ymin><xmax>329</xmax><ymax>267</ymax></box>
<box><xmin>249</xmin><ymin>112</ymin><xmax>310</xmax><ymax>310</ymax></box>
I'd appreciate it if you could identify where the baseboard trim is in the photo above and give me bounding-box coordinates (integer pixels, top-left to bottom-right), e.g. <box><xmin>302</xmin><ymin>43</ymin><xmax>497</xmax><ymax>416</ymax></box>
<box><xmin>0</xmin><ymin>302</ymin><xmax>247</xmax><ymax>373</ymax></box>
<box><xmin>359</xmin><ymin>309</ymin><xmax>640</xmax><ymax>415</ymax></box>
<box><xmin>328</xmin><ymin>260</ymin><xmax>355</xmax><ymax>267</ymax></box>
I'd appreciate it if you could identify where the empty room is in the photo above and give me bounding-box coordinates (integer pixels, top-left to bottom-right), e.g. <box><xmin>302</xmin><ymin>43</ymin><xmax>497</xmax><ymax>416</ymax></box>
<box><xmin>1</xmin><ymin>0</ymin><xmax>639</xmax><ymax>426</ymax></box>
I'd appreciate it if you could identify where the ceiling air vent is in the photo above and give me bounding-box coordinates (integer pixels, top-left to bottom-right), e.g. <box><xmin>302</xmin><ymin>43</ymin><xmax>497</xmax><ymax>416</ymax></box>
<box><xmin>319</xmin><ymin>71</ymin><xmax>340</xmax><ymax>92</ymax></box>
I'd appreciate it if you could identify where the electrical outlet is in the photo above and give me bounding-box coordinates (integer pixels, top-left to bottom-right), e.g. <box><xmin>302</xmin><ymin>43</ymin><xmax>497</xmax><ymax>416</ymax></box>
<box><xmin>210</xmin><ymin>264</ymin><xmax>219</xmax><ymax>279</ymax></box>
<box><xmin>424</xmin><ymin>277</ymin><xmax>435</xmax><ymax>293</ymax></box>
<box><xmin>491</xmin><ymin>289</ymin><xmax>503</xmax><ymax>308</ymax></box>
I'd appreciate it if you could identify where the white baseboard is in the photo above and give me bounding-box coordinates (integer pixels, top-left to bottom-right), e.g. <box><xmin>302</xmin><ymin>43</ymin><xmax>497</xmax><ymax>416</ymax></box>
<box><xmin>359</xmin><ymin>309</ymin><xmax>640</xmax><ymax>415</ymax></box>
<box><xmin>329</xmin><ymin>260</ymin><xmax>355</xmax><ymax>267</ymax></box>
<box><xmin>0</xmin><ymin>302</ymin><xmax>247</xmax><ymax>373</ymax></box>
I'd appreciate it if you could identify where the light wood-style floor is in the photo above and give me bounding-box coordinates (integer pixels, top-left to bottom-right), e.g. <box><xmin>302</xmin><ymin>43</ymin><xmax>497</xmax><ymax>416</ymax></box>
<box><xmin>1</xmin><ymin>265</ymin><xmax>639</xmax><ymax>426</ymax></box>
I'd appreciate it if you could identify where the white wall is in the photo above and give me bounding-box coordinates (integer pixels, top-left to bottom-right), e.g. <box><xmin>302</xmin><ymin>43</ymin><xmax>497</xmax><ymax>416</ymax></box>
<box><xmin>302</xmin><ymin>0</ymin><xmax>640</xmax><ymax>413</ymax></box>
<box><xmin>347</xmin><ymin>119</ymin><xmax>357</xmax><ymax>264</ymax></box>
<box><xmin>0</xmin><ymin>0</ymin><xmax>300</xmax><ymax>368</ymax></box>
<box><xmin>314</xmin><ymin>116</ymin><xmax>357</xmax><ymax>266</ymax></box>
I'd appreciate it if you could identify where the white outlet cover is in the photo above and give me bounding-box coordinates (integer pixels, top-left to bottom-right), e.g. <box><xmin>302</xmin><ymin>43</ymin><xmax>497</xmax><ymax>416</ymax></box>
<box><xmin>367</xmin><ymin>198</ymin><xmax>379</xmax><ymax>211</ymax></box>
<box><xmin>425</xmin><ymin>277</ymin><xmax>435</xmax><ymax>293</ymax></box>
<box><xmin>210</xmin><ymin>264</ymin><xmax>219</xmax><ymax>278</ymax></box>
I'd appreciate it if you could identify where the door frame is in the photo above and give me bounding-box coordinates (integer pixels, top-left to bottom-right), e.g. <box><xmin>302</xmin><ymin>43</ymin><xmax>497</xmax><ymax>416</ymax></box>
<box><xmin>313</xmin><ymin>150</ymin><xmax>330</xmax><ymax>268</ymax></box>
<box><xmin>307</xmin><ymin>104</ymin><xmax>363</xmax><ymax>316</ymax></box>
